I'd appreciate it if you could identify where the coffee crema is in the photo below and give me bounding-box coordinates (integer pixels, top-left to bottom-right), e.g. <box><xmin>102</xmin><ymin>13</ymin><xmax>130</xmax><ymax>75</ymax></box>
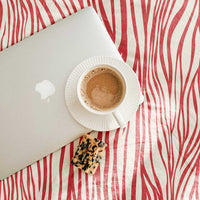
<box><xmin>80</xmin><ymin>67</ymin><xmax>124</xmax><ymax>111</ymax></box>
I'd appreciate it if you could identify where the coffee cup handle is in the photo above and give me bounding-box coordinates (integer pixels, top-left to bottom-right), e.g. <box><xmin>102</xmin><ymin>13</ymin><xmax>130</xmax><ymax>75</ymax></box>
<box><xmin>113</xmin><ymin>110</ymin><xmax>126</xmax><ymax>128</ymax></box>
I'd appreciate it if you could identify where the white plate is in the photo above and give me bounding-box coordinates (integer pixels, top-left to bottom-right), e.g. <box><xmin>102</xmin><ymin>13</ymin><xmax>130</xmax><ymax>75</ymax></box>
<box><xmin>65</xmin><ymin>56</ymin><xmax>141</xmax><ymax>131</ymax></box>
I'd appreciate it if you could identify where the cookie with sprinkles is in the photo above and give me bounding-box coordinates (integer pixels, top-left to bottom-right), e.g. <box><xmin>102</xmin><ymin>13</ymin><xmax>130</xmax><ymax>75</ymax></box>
<box><xmin>71</xmin><ymin>134</ymin><xmax>107</xmax><ymax>175</ymax></box>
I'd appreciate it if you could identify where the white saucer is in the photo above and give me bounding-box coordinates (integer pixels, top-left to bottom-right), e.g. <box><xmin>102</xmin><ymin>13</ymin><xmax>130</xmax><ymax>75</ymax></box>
<box><xmin>65</xmin><ymin>56</ymin><xmax>141</xmax><ymax>131</ymax></box>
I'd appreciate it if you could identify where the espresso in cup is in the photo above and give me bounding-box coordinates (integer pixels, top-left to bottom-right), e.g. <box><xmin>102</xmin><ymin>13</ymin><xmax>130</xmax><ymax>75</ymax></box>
<box><xmin>80</xmin><ymin>66</ymin><xmax>125</xmax><ymax>111</ymax></box>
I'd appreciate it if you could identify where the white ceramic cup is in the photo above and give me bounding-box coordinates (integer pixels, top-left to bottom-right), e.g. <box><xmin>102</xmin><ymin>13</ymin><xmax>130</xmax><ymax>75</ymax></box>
<box><xmin>77</xmin><ymin>64</ymin><xmax>127</xmax><ymax>128</ymax></box>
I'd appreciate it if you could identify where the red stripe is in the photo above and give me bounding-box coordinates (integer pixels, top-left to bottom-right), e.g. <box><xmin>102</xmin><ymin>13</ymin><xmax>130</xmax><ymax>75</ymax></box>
<box><xmin>85</xmin><ymin>174</ymin><xmax>89</xmax><ymax>200</ymax></box>
<box><xmin>18</xmin><ymin>0</ymin><xmax>24</xmax><ymax>41</ymax></box>
<box><xmin>69</xmin><ymin>0</ymin><xmax>77</xmax><ymax>12</ymax></box>
<box><xmin>67</xmin><ymin>142</ymin><xmax>77</xmax><ymax>200</ymax></box>
<box><xmin>37</xmin><ymin>161</ymin><xmax>41</xmax><ymax>191</ymax></box>
<box><xmin>33</xmin><ymin>0</ymin><xmax>39</xmax><ymax>32</ymax></box>
<box><xmin>110</xmin><ymin>0</ymin><xmax>116</xmax><ymax>42</ymax></box>
<box><xmin>111</xmin><ymin>128</ymin><xmax>120</xmax><ymax>200</ymax></box>
<box><xmin>158</xmin><ymin>0</ymin><xmax>172</xmax><ymax>84</ymax></box>
<box><xmin>98</xmin><ymin>0</ymin><xmax>115</xmax><ymax>42</ymax></box>
<box><xmin>77</xmin><ymin>137</ymin><xmax>83</xmax><ymax>199</ymax></box>
<box><xmin>20</xmin><ymin>170</ymin><xmax>28</xmax><ymax>200</ymax></box>
<box><xmin>19</xmin><ymin>0</ymin><xmax>29</xmax><ymax>39</ymax></box>
<box><xmin>87</xmin><ymin>0</ymin><xmax>91</xmax><ymax>6</ymax></box>
<box><xmin>6</xmin><ymin>0</ymin><xmax>11</xmax><ymax>48</ymax></box>
<box><xmin>26</xmin><ymin>0</ymin><xmax>35</xmax><ymax>35</ymax></box>
<box><xmin>131</xmin><ymin>110</ymin><xmax>141</xmax><ymax>199</ymax></box>
<box><xmin>130</xmin><ymin>0</ymin><xmax>142</xmax><ymax>74</ymax></box>
<box><xmin>78</xmin><ymin>0</ymin><xmax>84</xmax><ymax>9</ymax></box>
<box><xmin>39</xmin><ymin>0</ymin><xmax>55</xmax><ymax>24</ymax></box>
<box><xmin>103</xmin><ymin>131</ymin><xmax>110</xmax><ymax>199</ymax></box>
<box><xmin>0</xmin><ymin>21</ymin><xmax>6</xmax><ymax>51</ymax></box>
<box><xmin>139</xmin><ymin>104</ymin><xmax>155</xmax><ymax>199</ymax></box>
<box><xmin>84</xmin><ymin>134</ymin><xmax>90</xmax><ymax>200</ymax></box>
<box><xmin>122</xmin><ymin>122</ymin><xmax>130</xmax><ymax>200</ymax></box>
<box><xmin>3</xmin><ymin>180</ymin><xmax>6</xmax><ymax>200</ymax></box>
<box><xmin>118</xmin><ymin>0</ymin><xmax>127</xmax><ymax>61</ymax></box>
<box><xmin>15</xmin><ymin>173</ymin><xmax>19</xmax><ymax>200</ymax></box>
<box><xmin>58</xmin><ymin>146</ymin><xmax>66</xmax><ymax>200</ymax></box>
<box><xmin>77</xmin><ymin>169</ymin><xmax>82</xmax><ymax>199</ymax></box>
<box><xmin>9</xmin><ymin>0</ymin><xmax>16</xmax><ymax>45</ymax></box>
<box><xmin>33</xmin><ymin>0</ymin><xmax>46</xmax><ymax>29</ymax></box>
<box><xmin>91</xmin><ymin>174</ymin><xmax>95</xmax><ymax>199</ymax></box>
<box><xmin>11</xmin><ymin>175</ymin><xmax>15</xmax><ymax>200</ymax></box>
<box><xmin>93</xmin><ymin>132</ymin><xmax>103</xmax><ymax>199</ymax></box>
<box><xmin>141</xmin><ymin>0</ymin><xmax>150</xmax><ymax>88</ymax></box>
<box><xmin>41</xmin><ymin>157</ymin><xmax>47</xmax><ymax>200</ymax></box>
<box><xmin>48</xmin><ymin>153</ymin><xmax>53</xmax><ymax>200</ymax></box>
<box><xmin>92</xmin><ymin>0</ymin><xmax>97</xmax><ymax>12</ymax></box>
<box><xmin>62</xmin><ymin>0</ymin><xmax>71</xmax><ymax>15</ymax></box>
<box><xmin>0</xmin><ymin>180</ymin><xmax>1</xmax><ymax>199</ymax></box>
<box><xmin>0</xmin><ymin>0</ymin><xmax>3</xmax><ymax>29</ymax></box>
<box><xmin>27</xmin><ymin>167</ymin><xmax>31</xmax><ymax>200</ymax></box>
<box><xmin>6</xmin><ymin>178</ymin><xmax>10</xmax><ymax>200</ymax></box>
<box><xmin>15</xmin><ymin>0</ymin><xmax>20</xmax><ymax>42</ymax></box>
<box><xmin>53</xmin><ymin>0</ymin><xmax>66</xmax><ymax>19</ymax></box>
<box><xmin>30</xmin><ymin>166</ymin><xmax>36</xmax><ymax>200</ymax></box>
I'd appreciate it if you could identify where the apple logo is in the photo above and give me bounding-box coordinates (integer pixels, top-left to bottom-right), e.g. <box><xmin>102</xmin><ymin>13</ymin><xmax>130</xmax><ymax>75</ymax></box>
<box><xmin>35</xmin><ymin>80</ymin><xmax>56</xmax><ymax>102</ymax></box>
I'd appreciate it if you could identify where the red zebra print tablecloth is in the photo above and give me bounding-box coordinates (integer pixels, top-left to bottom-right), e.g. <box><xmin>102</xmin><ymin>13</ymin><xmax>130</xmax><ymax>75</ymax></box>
<box><xmin>0</xmin><ymin>0</ymin><xmax>199</xmax><ymax>199</ymax></box>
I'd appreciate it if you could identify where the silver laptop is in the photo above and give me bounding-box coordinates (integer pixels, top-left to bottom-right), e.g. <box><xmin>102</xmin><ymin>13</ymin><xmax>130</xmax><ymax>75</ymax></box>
<box><xmin>0</xmin><ymin>7</ymin><xmax>121</xmax><ymax>180</ymax></box>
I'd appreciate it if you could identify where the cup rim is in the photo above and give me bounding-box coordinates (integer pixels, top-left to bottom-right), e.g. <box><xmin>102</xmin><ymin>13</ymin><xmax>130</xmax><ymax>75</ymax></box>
<box><xmin>77</xmin><ymin>64</ymin><xmax>127</xmax><ymax>115</ymax></box>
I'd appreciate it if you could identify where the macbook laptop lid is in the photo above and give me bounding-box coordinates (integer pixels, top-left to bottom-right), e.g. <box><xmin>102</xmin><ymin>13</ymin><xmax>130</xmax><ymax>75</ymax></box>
<box><xmin>0</xmin><ymin>7</ymin><xmax>121</xmax><ymax>180</ymax></box>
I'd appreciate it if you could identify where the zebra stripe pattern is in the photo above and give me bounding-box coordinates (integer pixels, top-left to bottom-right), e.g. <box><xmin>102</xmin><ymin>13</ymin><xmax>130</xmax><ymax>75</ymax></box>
<box><xmin>0</xmin><ymin>0</ymin><xmax>199</xmax><ymax>199</ymax></box>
